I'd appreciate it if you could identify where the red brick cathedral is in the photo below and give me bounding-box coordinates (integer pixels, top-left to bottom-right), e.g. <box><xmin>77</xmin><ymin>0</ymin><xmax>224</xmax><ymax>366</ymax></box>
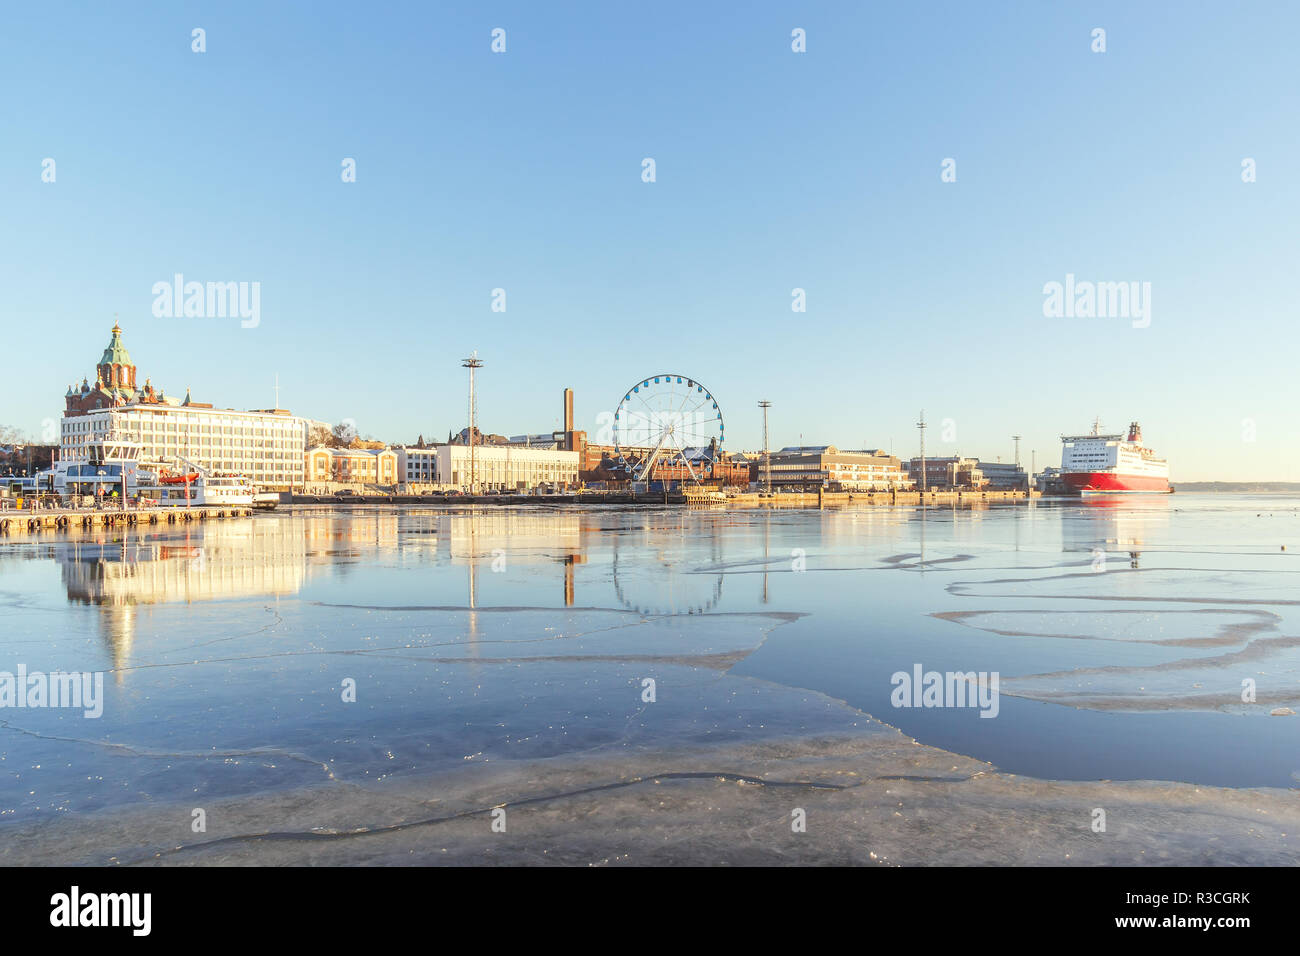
<box><xmin>64</xmin><ymin>323</ymin><xmax>174</xmax><ymax>416</ymax></box>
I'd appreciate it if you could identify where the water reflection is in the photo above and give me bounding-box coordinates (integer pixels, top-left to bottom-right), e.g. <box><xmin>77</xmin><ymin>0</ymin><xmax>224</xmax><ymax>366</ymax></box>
<box><xmin>38</xmin><ymin>503</ymin><xmax>1022</xmax><ymax>642</ymax></box>
<box><xmin>1062</xmin><ymin>495</ymin><xmax>1173</xmax><ymax>567</ymax></box>
<box><xmin>36</xmin><ymin>509</ymin><xmax>742</xmax><ymax>676</ymax></box>
<box><xmin>54</xmin><ymin>521</ymin><xmax>306</xmax><ymax>676</ymax></box>
<box><xmin>0</xmin><ymin>497</ymin><xmax>1296</xmax><ymax>812</ymax></box>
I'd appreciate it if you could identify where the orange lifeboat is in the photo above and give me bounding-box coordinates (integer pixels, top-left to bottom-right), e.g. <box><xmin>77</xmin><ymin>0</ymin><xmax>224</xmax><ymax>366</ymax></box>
<box><xmin>159</xmin><ymin>473</ymin><xmax>200</xmax><ymax>484</ymax></box>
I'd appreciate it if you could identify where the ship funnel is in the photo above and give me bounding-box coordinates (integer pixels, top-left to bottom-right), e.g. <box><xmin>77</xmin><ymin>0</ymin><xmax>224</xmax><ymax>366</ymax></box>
<box><xmin>1127</xmin><ymin>422</ymin><xmax>1142</xmax><ymax>443</ymax></box>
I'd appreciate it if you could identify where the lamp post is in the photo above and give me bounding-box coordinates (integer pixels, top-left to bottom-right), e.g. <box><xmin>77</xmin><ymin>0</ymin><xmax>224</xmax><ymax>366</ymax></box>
<box><xmin>916</xmin><ymin>411</ymin><xmax>927</xmax><ymax>493</ymax></box>
<box><xmin>461</xmin><ymin>352</ymin><xmax>484</xmax><ymax>494</ymax></box>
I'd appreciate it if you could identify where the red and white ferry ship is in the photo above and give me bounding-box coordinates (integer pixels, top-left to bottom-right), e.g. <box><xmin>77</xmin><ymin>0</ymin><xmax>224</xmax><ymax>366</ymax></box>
<box><xmin>1060</xmin><ymin>420</ymin><xmax>1170</xmax><ymax>494</ymax></box>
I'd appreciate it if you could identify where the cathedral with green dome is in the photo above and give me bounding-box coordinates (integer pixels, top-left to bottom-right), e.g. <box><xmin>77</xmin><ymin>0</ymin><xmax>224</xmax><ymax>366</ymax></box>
<box><xmin>64</xmin><ymin>323</ymin><xmax>172</xmax><ymax>414</ymax></box>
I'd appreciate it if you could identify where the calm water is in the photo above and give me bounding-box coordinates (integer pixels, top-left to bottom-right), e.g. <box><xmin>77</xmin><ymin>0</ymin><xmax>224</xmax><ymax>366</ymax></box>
<box><xmin>1</xmin><ymin>495</ymin><xmax>1298</xmax><ymax>827</ymax></box>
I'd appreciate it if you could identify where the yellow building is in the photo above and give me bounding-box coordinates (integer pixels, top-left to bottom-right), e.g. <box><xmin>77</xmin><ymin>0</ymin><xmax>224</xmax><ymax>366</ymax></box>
<box><xmin>305</xmin><ymin>447</ymin><xmax>398</xmax><ymax>487</ymax></box>
<box><xmin>764</xmin><ymin>445</ymin><xmax>913</xmax><ymax>491</ymax></box>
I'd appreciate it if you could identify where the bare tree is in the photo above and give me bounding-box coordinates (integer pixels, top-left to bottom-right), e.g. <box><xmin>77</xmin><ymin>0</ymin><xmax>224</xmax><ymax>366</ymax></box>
<box><xmin>0</xmin><ymin>424</ymin><xmax>27</xmax><ymax>445</ymax></box>
<box><xmin>330</xmin><ymin>421</ymin><xmax>358</xmax><ymax>448</ymax></box>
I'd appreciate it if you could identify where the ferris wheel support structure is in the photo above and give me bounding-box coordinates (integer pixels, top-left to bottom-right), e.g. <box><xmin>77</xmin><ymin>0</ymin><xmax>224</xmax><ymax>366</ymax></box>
<box><xmin>633</xmin><ymin>426</ymin><xmax>700</xmax><ymax>483</ymax></box>
<box><xmin>613</xmin><ymin>374</ymin><xmax>724</xmax><ymax>486</ymax></box>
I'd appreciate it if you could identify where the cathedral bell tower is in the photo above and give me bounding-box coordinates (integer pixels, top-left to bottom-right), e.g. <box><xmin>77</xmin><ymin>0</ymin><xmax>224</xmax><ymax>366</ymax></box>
<box><xmin>97</xmin><ymin>322</ymin><xmax>137</xmax><ymax>392</ymax></box>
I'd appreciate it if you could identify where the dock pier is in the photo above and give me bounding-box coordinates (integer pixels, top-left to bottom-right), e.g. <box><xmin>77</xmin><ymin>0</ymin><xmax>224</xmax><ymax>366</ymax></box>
<box><xmin>0</xmin><ymin>506</ymin><xmax>255</xmax><ymax>536</ymax></box>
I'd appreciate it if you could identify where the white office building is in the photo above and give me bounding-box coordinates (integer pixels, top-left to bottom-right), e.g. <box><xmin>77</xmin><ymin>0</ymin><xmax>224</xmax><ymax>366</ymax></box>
<box><xmin>396</xmin><ymin>446</ymin><xmax>440</xmax><ymax>485</ymax></box>
<box><xmin>60</xmin><ymin>324</ymin><xmax>309</xmax><ymax>490</ymax></box>
<box><xmin>439</xmin><ymin>443</ymin><xmax>579</xmax><ymax>492</ymax></box>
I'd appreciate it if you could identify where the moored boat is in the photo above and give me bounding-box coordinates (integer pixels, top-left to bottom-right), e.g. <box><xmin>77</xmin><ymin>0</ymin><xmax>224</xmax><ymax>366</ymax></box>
<box><xmin>38</xmin><ymin>434</ymin><xmax>258</xmax><ymax>507</ymax></box>
<box><xmin>136</xmin><ymin>470</ymin><xmax>256</xmax><ymax>507</ymax></box>
<box><xmin>1060</xmin><ymin>421</ymin><xmax>1170</xmax><ymax>495</ymax></box>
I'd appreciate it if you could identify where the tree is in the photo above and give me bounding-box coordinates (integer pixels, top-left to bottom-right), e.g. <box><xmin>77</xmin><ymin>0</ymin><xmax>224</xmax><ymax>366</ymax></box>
<box><xmin>307</xmin><ymin>424</ymin><xmax>331</xmax><ymax>449</ymax></box>
<box><xmin>330</xmin><ymin>421</ymin><xmax>358</xmax><ymax>448</ymax></box>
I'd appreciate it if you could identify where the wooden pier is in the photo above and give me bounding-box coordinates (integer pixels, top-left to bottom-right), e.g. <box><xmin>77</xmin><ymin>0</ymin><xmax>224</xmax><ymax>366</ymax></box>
<box><xmin>0</xmin><ymin>506</ymin><xmax>255</xmax><ymax>536</ymax></box>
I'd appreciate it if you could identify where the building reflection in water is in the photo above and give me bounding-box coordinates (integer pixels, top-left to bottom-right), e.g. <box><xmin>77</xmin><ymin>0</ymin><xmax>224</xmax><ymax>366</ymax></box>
<box><xmin>408</xmin><ymin>508</ymin><xmax>727</xmax><ymax>616</ymax></box>
<box><xmin>58</xmin><ymin>519</ymin><xmax>309</xmax><ymax>681</ymax></box>
<box><xmin>47</xmin><ymin>508</ymin><xmax>747</xmax><ymax>680</ymax></box>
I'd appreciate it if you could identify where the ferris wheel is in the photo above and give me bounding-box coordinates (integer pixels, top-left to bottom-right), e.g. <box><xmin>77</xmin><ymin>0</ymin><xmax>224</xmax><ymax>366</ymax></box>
<box><xmin>613</xmin><ymin>374</ymin><xmax>725</xmax><ymax>483</ymax></box>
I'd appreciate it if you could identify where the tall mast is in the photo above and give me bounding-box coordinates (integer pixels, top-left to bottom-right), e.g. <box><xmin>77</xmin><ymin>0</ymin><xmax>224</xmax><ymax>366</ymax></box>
<box><xmin>916</xmin><ymin>410</ymin><xmax>927</xmax><ymax>493</ymax></box>
<box><xmin>461</xmin><ymin>352</ymin><xmax>484</xmax><ymax>492</ymax></box>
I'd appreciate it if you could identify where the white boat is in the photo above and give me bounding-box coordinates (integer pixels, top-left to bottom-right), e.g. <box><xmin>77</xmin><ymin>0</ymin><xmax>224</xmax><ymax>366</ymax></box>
<box><xmin>36</xmin><ymin>431</ymin><xmax>144</xmax><ymax>500</ymax></box>
<box><xmin>41</xmin><ymin>433</ymin><xmax>257</xmax><ymax>507</ymax></box>
<box><xmin>135</xmin><ymin>471</ymin><xmax>257</xmax><ymax>507</ymax></box>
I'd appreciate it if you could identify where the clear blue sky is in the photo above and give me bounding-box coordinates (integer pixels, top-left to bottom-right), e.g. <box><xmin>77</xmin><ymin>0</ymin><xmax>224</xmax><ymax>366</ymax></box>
<box><xmin>3</xmin><ymin>1</ymin><xmax>1297</xmax><ymax>480</ymax></box>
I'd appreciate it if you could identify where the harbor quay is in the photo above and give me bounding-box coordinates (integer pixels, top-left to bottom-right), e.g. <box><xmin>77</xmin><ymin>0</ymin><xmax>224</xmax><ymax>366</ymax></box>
<box><xmin>0</xmin><ymin>502</ymin><xmax>254</xmax><ymax>535</ymax></box>
<box><xmin>6</xmin><ymin>325</ymin><xmax>1057</xmax><ymax>509</ymax></box>
<box><xmin>2</xmin><ymin>320</ymin><xmax>1168</xmax><ymax>531</ymax></box>
<box><xmin>285</xmin><ymin>487</ymin><xmax>1040</xmax><ymax>507</ymax></box>
<box><xmin>0</xmin><ymin>485</ymin><xmax>1037</xmax><ymax>536</ymax></box>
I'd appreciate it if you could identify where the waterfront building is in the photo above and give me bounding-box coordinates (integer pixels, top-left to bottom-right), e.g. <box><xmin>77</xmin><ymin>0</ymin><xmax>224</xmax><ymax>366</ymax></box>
<box><xmin>975</xmin><ymin>461</ymin><xmax>1029</xmax><ymax>490</ymax></box>
<box><xmin>306</xmin><ymin>446</ymin><xmax>399</xmax><ymax>486</ymax></box>
<box><xmin>1035</xmin><ymin>465</ymin><xmax>1065</xmax><ymax>494</ymax></box>
<box><xmin>907</xmin><ymin>456</ymin><xmax>986</xmax><ymax>490</ymax></box>
<box><xmin>396</xmin><ymin>445</ymin><xmax>440</xmax><ymax>485</ymax></box>
<box><xmin>439</xmin><ymin>443</ymin><xmax>578</xmax><ymax>492</ymax></box>
<box><xmin>60</xmin><ymin>324</ymin><xmax>309</xmax><ymax>491</ymax></box>
<box><xmin>764</xmin><ymin>446</ymin><xmax>913</xmax><ymax>490</ymax></box>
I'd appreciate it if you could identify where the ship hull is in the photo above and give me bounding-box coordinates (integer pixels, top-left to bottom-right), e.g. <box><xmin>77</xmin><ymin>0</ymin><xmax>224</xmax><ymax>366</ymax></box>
<box><xmin>1062</xmin><ymin>471</ymin><xmax>1170</xmax><ymax>494</ymax></box>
